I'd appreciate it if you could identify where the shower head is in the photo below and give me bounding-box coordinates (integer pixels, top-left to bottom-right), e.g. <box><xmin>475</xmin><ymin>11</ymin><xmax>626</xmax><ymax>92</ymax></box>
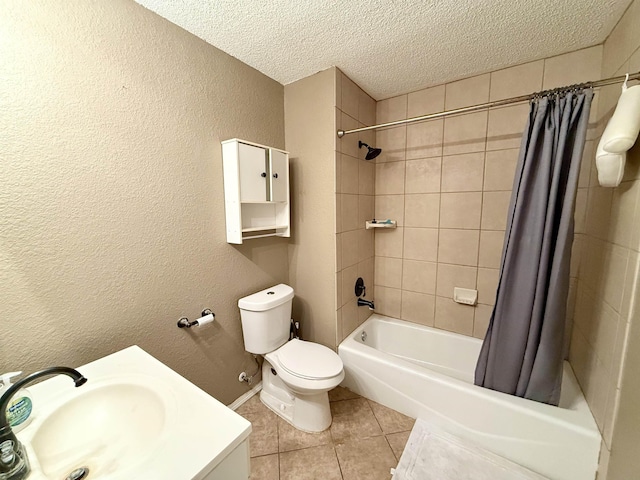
<box><xmin>359</xmin><ymin>141</ymin><xmax>382</xmax><ymax>160</ymax></box>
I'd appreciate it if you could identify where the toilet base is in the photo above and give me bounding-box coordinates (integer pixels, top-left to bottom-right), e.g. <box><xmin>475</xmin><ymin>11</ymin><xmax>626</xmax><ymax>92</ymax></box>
<box><xmin>260</xmin><ymin>360</ymin><xmax>332</xmax><ymax>433</ymax></box>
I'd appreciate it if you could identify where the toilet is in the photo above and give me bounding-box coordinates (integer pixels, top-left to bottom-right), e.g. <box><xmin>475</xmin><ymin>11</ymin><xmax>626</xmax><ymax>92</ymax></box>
<box><xmin>238</xmin><ymin>284</ymin><xmax>344</xmax><ymax>432</ymax></box>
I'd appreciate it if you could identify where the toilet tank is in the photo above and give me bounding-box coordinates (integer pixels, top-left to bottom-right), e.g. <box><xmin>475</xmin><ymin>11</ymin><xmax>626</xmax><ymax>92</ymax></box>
<box><xmin>238</xmin><ymin>284</ymin><xmax>294</xmax><ymax>354</ymax></box>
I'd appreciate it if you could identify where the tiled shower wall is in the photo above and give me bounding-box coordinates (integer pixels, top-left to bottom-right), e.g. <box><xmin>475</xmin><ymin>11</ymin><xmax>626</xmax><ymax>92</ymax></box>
<box><xmin>335</xmin><ymin>69</ymin><xmax>377</xmax><ymax>345</ymax></box>
<box><xmin>372</xmin><ymin>46</ymin><xmax>602</xmax><ymax>339</ymax></box>
<box><xmin>567</xmin><ymin>1</ymin><xmax>640</xmax><ymax>477</ymax></box>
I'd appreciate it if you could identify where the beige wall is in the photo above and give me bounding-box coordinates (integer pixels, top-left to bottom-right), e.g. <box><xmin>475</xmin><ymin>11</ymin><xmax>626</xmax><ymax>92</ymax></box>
<box><xmin>285</xmin><ymin>68</ymin><xmax>338</xmax><ymax>348</ymax></box>
<box><xmin>0</xmin><ymin>0</ymin><xmax>287</xmax><ymax>405</ymax></box>
<box><xmin>336</xmin><ymin>70</ymin><xmax>377</xmax><ymax>344</ymax></box>
<box><xmin>372</xmin><ymin>46</ymin><xmax>602</xmax><ymax>339</ymax></box>
<box><xmin>569</xmin><ymin>1</ymin><xmax>640</xmax><ymax>478</ymax></box>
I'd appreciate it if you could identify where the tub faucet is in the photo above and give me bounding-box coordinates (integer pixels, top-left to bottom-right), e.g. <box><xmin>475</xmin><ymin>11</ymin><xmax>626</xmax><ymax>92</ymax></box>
<box><xmin>0</xmin><ymin>367</ymin><xmax>87</xmax><ymax>480</ymax></box>
<box><xmin>357</xmin><ymin>298</ymin><xmax>375</xmax><ymax>310</ymax></box>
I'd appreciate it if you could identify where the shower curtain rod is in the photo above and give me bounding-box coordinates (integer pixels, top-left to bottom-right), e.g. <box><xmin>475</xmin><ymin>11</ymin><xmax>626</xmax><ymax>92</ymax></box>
<box><xmin>336</xmin><ymin>71</ymin><xmax>640</xmax><ymax>137</ymax></box>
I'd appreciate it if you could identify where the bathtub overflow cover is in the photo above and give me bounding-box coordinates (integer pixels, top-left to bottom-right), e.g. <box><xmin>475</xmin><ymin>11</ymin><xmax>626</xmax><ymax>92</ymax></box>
<box><xmin>361</xmin><ymin>331</ymin><xmax>367</xmax><ymax>342</ymax></box>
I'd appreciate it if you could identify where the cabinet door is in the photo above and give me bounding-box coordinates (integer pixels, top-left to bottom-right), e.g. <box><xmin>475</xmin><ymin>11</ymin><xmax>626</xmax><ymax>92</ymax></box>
<box><xmin>239</xmin><ymin>143</ymin><xmax>268</xmax><ymax>202</ymax></box>
<box><xmin>269</xmin><ymin>150</ymin><xmax>288</xmax><ymax>202</ymax></box>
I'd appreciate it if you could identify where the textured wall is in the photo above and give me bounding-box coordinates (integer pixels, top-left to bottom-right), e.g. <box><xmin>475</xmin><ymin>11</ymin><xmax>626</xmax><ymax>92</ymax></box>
<box><xmin>285</xmin><ymin>69</ymin><xmax>338</xmax><ymax>349</ymax></box>
<box><xmin>0</xmin><ymin>0</ymin><xmax>286</xmax><ymax>405</ymax></box>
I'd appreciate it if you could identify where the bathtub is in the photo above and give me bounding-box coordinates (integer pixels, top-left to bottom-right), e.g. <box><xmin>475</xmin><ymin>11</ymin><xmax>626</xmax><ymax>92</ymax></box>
<box><xmin>338</xmin><ymin>314</ymin><xmax>601</xmax><ymax>480</ymax></box>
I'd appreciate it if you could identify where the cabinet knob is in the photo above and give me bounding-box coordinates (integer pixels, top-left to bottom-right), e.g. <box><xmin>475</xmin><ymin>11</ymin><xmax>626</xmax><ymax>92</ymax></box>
<box><xmin>273</xmin><ymin>173</ymin><xmax>278</xmax><ymax>179</ymax></box>
<box><xmin>261</xmin><ymin>172</ymin><xmax>267</xmax><ymax>178</ymax></box>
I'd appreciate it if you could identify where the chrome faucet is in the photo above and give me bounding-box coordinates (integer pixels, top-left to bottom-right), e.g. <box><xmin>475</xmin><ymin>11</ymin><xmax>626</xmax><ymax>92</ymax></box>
<box><xmin>0</xmin><ymin>367</ymin><xmax>87</xmax><ymax>480</ymax></box>
<box><xmin>357</xmin><ymin>298</ymin><xmax>375</xmax><ymax>310</ymax></box>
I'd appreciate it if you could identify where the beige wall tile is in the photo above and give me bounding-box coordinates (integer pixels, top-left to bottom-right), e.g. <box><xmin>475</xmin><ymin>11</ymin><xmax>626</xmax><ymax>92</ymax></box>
<box><xmin>402</xmin><ymin>259</ymin><xmax>437</xmax><ymax>294</ymax></box>
<box><xmin>408</xmin><ymin>85</ymin><xmax>445</xmax><ymax>118</ymax></box>
<box><xmin>341</xmin><ymin>193</ymin><xmax>359</xmax><ymax>231</ymax></box>
<box><xmin>404</xmin><ymin>193</ymin><xmax>440</xmax><ymax>228</ymax></box>
<box><xmin>340</xmin><ymin>300</ymin><xmax>359</xmax><ymax>343</ymax></box>
<box><xmin>342</xmin><ymin>229</ymin><xmax>360</xmax><ymax>268</ymax></box>
<box><xmin>405</xmin><ymin>158</ymin><xmax>442</xmax><ymax>193</ymax></box>
<box><xmin>543</xmin><ymin>46</ymin><xmax>603</xmax><ymax>89</ymax></box>
<box><xmin>340</xmin><ymin>112</ymin><xmax>359</xmax><ymax>157</ymax></box>
<box><xmin>484</xmin><ymin>149</ymin><xmax>519</xmax><ymax>191</ymax></box>
<box><xmin>336</xmin><ymin>194</ymin><xmax>343</xmax><ymax>233</ymax></box>
<box><xmin>375</xmin><ymin>286</ymin><xmax>402</xmax><ymax>318</ymax></box>
<box><xmin>336</xmin><ymin>234</ymin><xmax>342</xmax><ymax>271</ymax></box>
<box><xmin>403</xmin><ymin>227</ymin><xmax>439</xmax><ymax>261</ymax></box>
<box><xmin>406</xmin><ymin>120</ymin><xmax>444</xmax><ymax>159</ymax></box>
<box><xmin>359</xmin><ymin>90</ymin><xmax>376</xmax><ymax>126</ymax></box>
<box><xmin>436</xmin><ymin>263</ymin><xmax>477</xmax><ymax>298</ymax></box>
<box><xmin>376</xmin><ymin>126</ymin><xmax>406</xmax><ymax>163</ymax></box>
<box><xmin>341</xmin><ymin>264</ymin><xmax>359</xmax><ymax>307</ymax></box>
<box><xmin>473</xmin><ymin>304</ymin><xmax>493</xmax><ymax>339</ymax></box>
<box><xmin>477</xmin><ymin>267</ymin><xmax>499</xmax><ymax>305</ymax></box>
<box><xmin>441</xmin><ymin>152</ymin><xmax>485</xmax><ymax>192</ymax></box>
<box><xmin>359</xmin><ymin>159</ymin><xmax>375</xmax><ymax>195</ymax></box>
<box><xmin>336</xmin><ymin>272</ymin><xmax>343</xmax><ymax>309</ymax></box>
<box><xmin>603</xmin><ymin>245</ymin><xmax>630</xmax><ymax>313</ymax></box>
<box><xmin>335</xmin><ymin>69</ymin><xmax>343</xmax><ymax>109</ymax></box>
<box><xmin>358</xmin><ymin>195</ymin><xmax>374</xmax><ymax>227</ymax></box>
<box><xmin>434</xmin><ymin>296</ymin><xmax>474</xmax><ymax>335</ymax></box>
<box><xmin>401</xmin><ymin>290</ymin><xmax>436</xmax><ymax>326</ymax></box>
<box><xmin>375</xmin><ymin>227</ymin><xmax>404</xmax><ymax>258</ymax></box>
<box><xmin>375</xmin><ymin>194</ymin><xmax>405</xmax><ymax>225</ymax></box>
<box><xmin>586</xmin><ymin>187</ymin><xmax>614</xmax><ymax>240</ymax></box>
<box><xmin>443</xmin><ymin>112</ymin><xmax>488</xmax><ymax>156</ymax></box>
<box><xmin>478</xmin><ymin>230</ymin><xmax>505</xmax><ymax>268</ymax></box>
<box><xmin>342</xmin><ymin>75</ymin><xmax>360</xmax><ymax>119</ymax></box>
<box><xmin>481</xmin><ymin>191</ymin><xmax>511</xmax><ymax>230</ymax></box>
<box><xmin>375</xmin><ymin>161</ymin><xmax>405</xmax><ymax>194</ymax></box>
<box><xmin>445</xmin><ymin>74</ymin><xmax>490</xmax><ymax>110</ymax></box>
<box><xmin>438</xmin><ymin>229</ymin><xmax>480</xmax><ymax>266</ymax></box>
<box><xmin>335</xmin><ymin>150</ymin><xmax>342</xmax><ymax>195</ymax></box>
<box><xmin>489</xmin><ymin>60</ymin><xmax>544</xmax><ymax>101</ymax></box>
<box><xmin>486</xmin><ymin>103</ymin><xmax>529</xmax><ymax>151</ymax></box>
<box><xmin>579</xmin><ymin>141</ymin><xmax>595</xmax><ymax>188</ymax></box>
<box><xmin>575</xmin><ymin>188</ymin><xmax>588</xmax><ymax>234</ymax></box>
<box><xmin>440</xmin><ymin>192</ymin><xmax>482</xmax><ymax>229</ymax></box>
<box><xmin>375</xmin><ymin>256</ymin><xmax>403</xmax><ymax>289</ymax></box>
<box><xmin>358</xmin><ymin>229</ymin><xmax>374</xmax><ymax>263</ymax></box>
<box><xmin>609</xmin><ymin>181</ymin><xmax>640</xmax><ymax>248</ymax></box>
<box><xmin>377</xmin><ymin>95</ymin><xmax>407</xmax><ymax>123</ymax></box>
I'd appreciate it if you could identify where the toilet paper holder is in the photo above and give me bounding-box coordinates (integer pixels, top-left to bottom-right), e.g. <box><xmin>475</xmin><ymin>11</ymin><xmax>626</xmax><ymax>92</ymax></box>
<box><xmin>177</xmin><ymin>309</ymin><xmax>215</xmax><ymax>328</ymax></box>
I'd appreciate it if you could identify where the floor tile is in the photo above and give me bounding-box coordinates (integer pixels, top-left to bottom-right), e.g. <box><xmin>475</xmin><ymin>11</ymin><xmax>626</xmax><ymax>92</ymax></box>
<box><xmin>335</xmin><ymin>436</ymin><xmax>398</xmax><ymax>480</ymax></box>
<box><xmin>330</xmin><ymin>397</ymin><xmax>383</xmax><ymax>443</ymax></box>
<box><xmin>279</xmin><ymin>445</ymin><xmax>342</xmax><ymax>480</ymax></box>
<box><xmin>250</xmin><ymin>454</ymin><xmax>279</xmax><ymax>480</ymax></box>
<box><xmin>277</xmin><ymin>416</ymin><xmax>333</xmax><ymax>452</ymax></box>
<box><xmin>242</xmin><ymin>408</ymin><xmax>279</xmax><ymax>457</ymax></box>
<box><xmin>368</xmin><ymin>400</ymin><xmax>416</xmax><ymax>434</ymax></box>
<box><xmin>385</xmin><ymin>431</ymin><xmax>411</xmax><ymax>461</ymax></box>
<box><xmin>328</xmin><ymin>385</ymin><xmax>361</xmax><ymax>402</ymax></box>
<box><xmin>236</xmin><ymin>394</ymin><xmax>265</xmax><ymax>416</ymax></box>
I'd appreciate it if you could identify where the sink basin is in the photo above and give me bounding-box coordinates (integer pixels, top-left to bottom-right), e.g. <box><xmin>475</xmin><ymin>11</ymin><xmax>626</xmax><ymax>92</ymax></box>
<box><xmin>17</xmin><ymin>346</ymin><xmax>252</xmax><ymax>480</ymax></box>
<box><xmin>30</xmin><ymin>377</ymin><xmax>169</xmax><ymax>479</ymax></box>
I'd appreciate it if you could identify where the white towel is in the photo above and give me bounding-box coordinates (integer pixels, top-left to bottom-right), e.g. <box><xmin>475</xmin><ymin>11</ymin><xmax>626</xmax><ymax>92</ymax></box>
<box><xmin>600</xmin><ymin>83</ymin><xmax>640</xmax><ymax>154</ymax></box>
<box><xmin>596</xmin><ymin>138</ymin><xmax>626</xmax><ymax>187</ymax></box>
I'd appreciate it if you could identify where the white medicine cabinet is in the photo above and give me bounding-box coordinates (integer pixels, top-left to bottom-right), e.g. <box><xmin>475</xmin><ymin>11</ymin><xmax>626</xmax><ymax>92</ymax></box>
<box><xmin>221</xmin><ymin>139</ymin><xmax>290</xmax><ymax>244</ymax></box>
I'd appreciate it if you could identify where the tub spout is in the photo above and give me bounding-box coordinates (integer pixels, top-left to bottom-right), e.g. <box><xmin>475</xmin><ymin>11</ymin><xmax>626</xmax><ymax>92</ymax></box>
<box><xmin>357</xmin><ymin>298</ymin><xmax>375</xmax><ymax>310</ymax></box>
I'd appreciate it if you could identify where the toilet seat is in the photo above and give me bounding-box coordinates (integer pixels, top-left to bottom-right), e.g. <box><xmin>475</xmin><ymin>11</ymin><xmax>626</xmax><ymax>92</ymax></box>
<box><xmin>265</xmin><ymin>339</ymin><xmax>344</xmax><ymax>394</ymax></box>
<box><xmin>275</xmin><ymin>339</ymin><xmax>343</xmax><ymax>380</ymax></box>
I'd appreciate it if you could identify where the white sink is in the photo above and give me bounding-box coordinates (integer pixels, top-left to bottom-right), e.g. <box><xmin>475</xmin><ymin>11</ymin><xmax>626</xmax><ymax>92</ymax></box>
<box><xmin>30</xmin><ymin>378</ymin><xmax>169</xmax><ymax>478</ymax></box>
<box><xmin>17</xmin><ymin>346</ymin><xmax>251</xmax><ymax>480</ymax></box>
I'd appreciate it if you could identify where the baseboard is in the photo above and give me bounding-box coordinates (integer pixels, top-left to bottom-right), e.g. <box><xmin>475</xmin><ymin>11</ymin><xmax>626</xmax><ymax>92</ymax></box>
<box><xmin>227</xmin><ymin>382</ymin><xmax>263</xmax><ymax>411</ymax></box>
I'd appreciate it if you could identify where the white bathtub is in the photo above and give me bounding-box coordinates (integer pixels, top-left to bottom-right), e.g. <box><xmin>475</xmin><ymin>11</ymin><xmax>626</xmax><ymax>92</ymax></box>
<box><xmin>338</xmin><ymin>314</ymin><xmax>601</xmax><ymax>480</ymax></box>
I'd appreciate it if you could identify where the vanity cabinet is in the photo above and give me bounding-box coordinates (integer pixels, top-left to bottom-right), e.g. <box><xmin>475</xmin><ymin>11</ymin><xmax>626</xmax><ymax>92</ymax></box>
<box><xmin>222</xmin><ymin>139</ymin><xmax>290</xmax><ymax>244</ymax></box>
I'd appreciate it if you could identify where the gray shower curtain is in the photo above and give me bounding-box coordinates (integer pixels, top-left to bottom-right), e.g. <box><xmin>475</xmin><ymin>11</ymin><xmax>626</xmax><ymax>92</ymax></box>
<box><xmin>475</xmin><ymin>89</ymin><xmax>593</xmax><ymax>406</ymax></box>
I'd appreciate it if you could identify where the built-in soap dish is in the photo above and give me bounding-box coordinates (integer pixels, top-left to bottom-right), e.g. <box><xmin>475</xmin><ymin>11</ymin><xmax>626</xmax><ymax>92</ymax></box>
<box><xmin>453</xmin><ymin>287</ymin><xmax>478</xmax><ymax>306</ymax></box>
<box><xmin>365</xmin><ymin>219</ymin><xmax>396</xmax><ymax>229</ymax></box>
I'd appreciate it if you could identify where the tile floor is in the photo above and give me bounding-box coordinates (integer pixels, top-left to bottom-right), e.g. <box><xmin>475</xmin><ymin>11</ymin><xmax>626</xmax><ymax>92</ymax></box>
<box><xmin>236</xmin><ymin>386</ymin><xmax>416</xmax><ymax>480</ymax></box>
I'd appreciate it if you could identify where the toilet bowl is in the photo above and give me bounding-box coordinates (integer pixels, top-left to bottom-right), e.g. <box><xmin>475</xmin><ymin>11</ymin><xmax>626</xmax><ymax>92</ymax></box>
<box><xmin>238</xmin><ymin>284</ymin><xmax>344</xmax><ymax>432</ymax></box>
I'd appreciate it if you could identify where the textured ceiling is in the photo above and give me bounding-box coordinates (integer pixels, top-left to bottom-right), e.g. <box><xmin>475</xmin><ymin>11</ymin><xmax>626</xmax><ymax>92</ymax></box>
<box><xmin>135</xmin><ymin>0</ymin><xmax>631</xmax><ymax>100</ymax></box>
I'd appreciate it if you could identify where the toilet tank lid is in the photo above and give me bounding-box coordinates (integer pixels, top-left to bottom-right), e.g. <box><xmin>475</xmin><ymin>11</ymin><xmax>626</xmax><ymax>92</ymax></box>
<box><xmin>238</xmin><ymin>284</ymin><xmax>294</xmax><ymax>312</ymax></box>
